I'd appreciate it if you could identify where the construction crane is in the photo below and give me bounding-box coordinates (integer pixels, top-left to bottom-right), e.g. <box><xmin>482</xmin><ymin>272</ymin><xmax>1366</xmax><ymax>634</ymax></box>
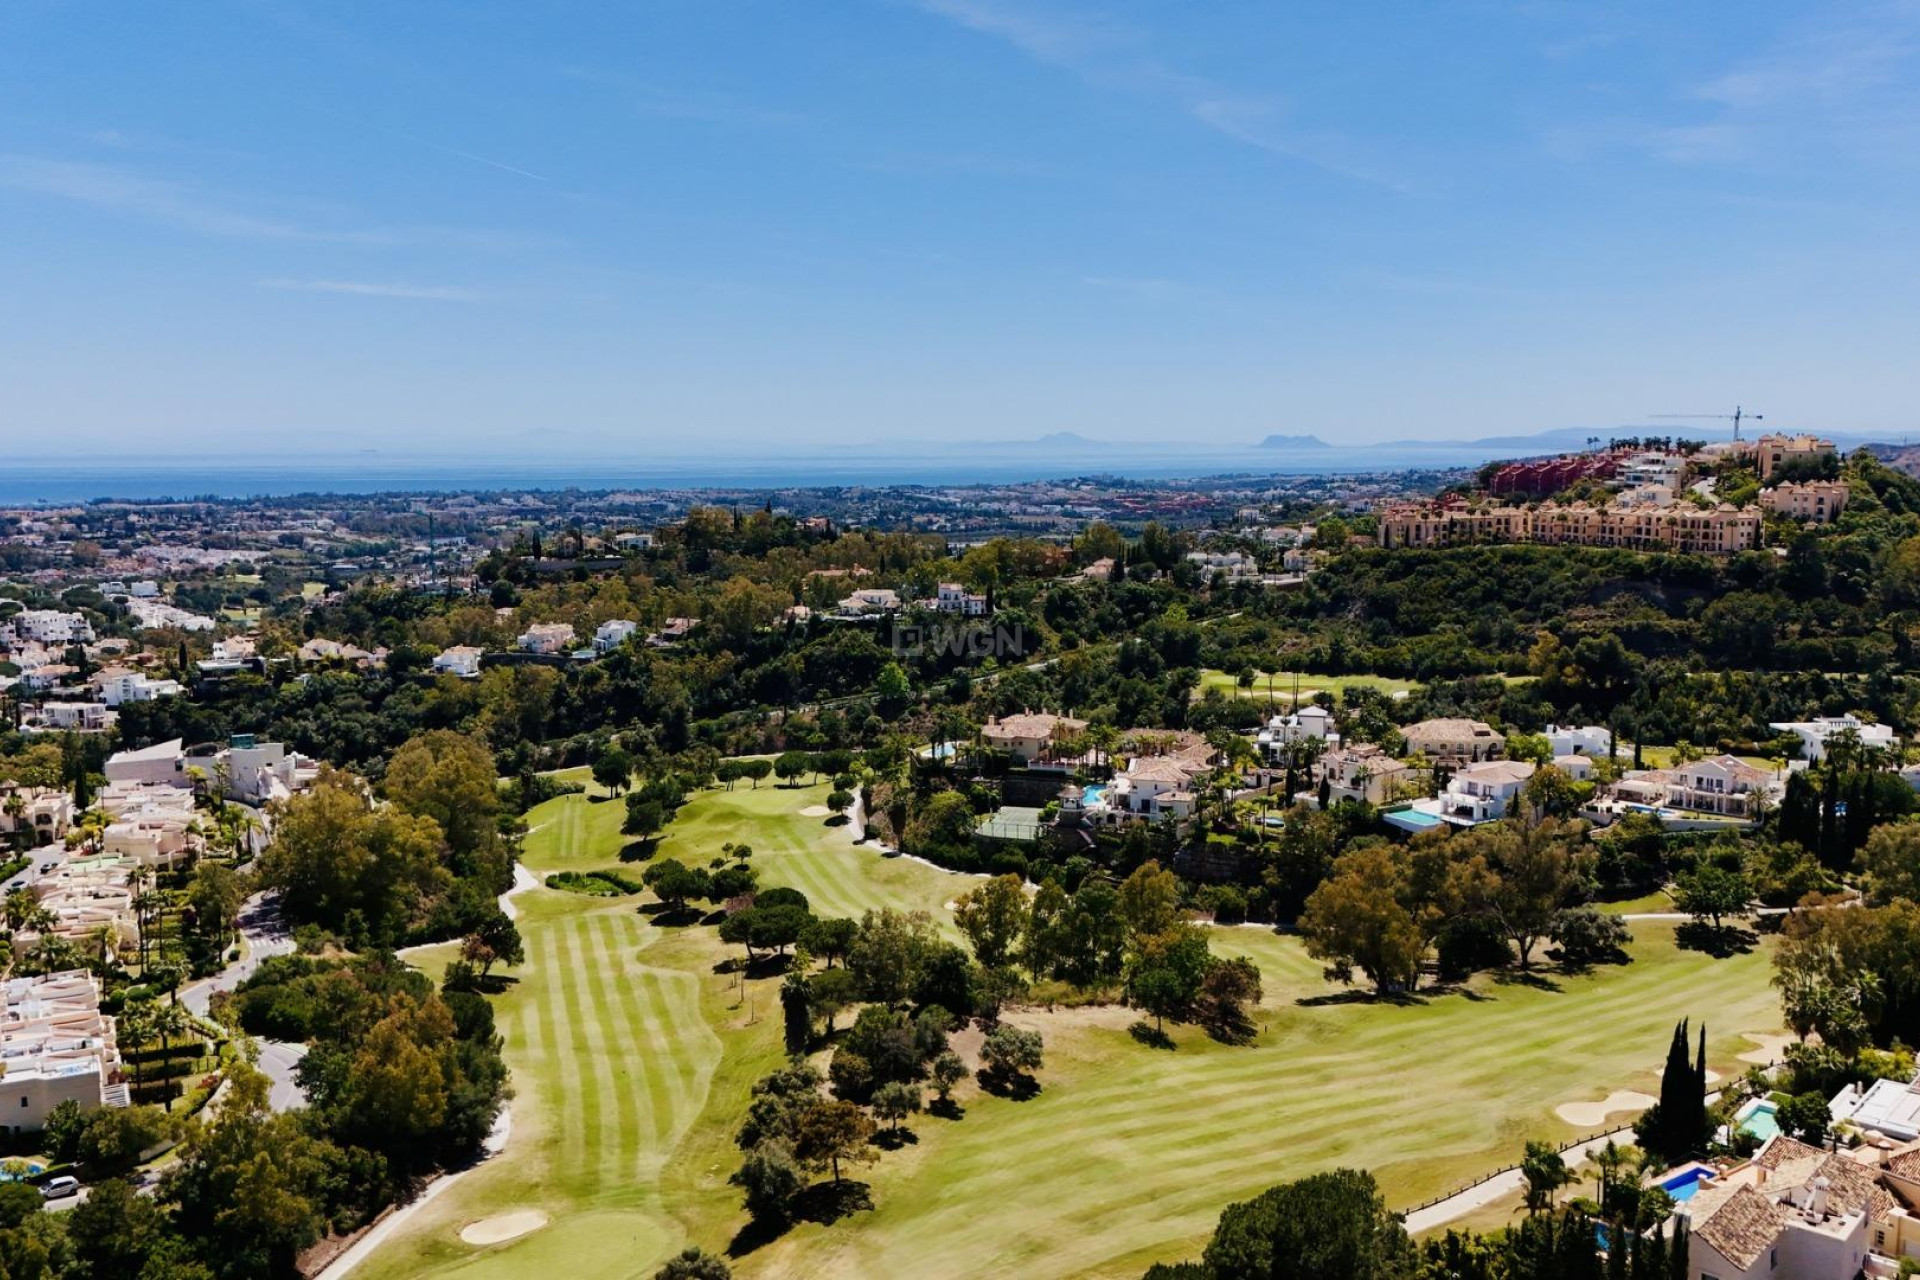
<box><xmin>1648</xmin><ymin>405</ymin><xmax>1764</xmax><ymax>441</ymax></box>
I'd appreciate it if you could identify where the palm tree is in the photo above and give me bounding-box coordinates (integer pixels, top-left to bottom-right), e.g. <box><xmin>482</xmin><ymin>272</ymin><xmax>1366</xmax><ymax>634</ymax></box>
<box><xmin>3</xmin><ymin>888</ymin><xmax>38</xmax><ymax>935</ymax></box>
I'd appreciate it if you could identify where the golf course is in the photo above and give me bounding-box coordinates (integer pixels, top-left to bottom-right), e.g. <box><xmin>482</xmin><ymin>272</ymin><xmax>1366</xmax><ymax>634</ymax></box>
<box><xmin>360</xmin><ymin>771</ymin><xmax>1786</xmax><ymax>1280</ymax></box>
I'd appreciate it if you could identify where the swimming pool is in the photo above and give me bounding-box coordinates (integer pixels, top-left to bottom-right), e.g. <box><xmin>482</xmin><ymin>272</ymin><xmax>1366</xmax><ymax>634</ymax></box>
<box><xmin>1737</xmin><ymin>1099</ymin><xmax>1781</xmax><ymax>1142</ymax></box>
<box><xmin>1082</xmin><ymin>784</ymin><xmax>1107</xmax><ymax>807</ymax></box>
<box><xmin>1384</xmin><ymin>807</ymin><xmax>1443</xmax><ymax>830</ymax></box>
<box><xmin>1659</xmin><ymin>1164</ymin><xmax>1715</xmax><ymax>1202</ymax></box>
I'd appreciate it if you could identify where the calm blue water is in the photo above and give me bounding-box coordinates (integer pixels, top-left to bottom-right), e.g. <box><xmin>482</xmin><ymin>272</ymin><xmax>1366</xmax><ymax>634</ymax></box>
<box><xmin>1660</xmin><ymin>1166</ymin><xmax>1711</xmax><ymax>1201</ymax></box>
<box><xmin>1740</xmin><ymin>1101</ymin><xmax>1781</xmax><ymax>1142</ymax></box>
<box><xmin>1082</xmin><ymin>784</ymin><xmax>1108</xmax><ymax>806</ymax></box>
<box><xmin>0</xmin><ymin>446</ymin><xmax>1488</xmax><ymax>504</ymax></box>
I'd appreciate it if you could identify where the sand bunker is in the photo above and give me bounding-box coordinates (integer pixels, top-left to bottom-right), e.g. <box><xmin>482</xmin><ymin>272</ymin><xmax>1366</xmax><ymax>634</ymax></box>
<box><xmin>1555</xmin><ymin>1090</ymin><xmax>1655</xmax><ymax>1127</ymax></box>
<box><xmin>799</xmin><ymin>805</ymin><xmax>832</xmax><ymax>817</ymax></box>
<box><xmin>1738</xmin><ymin>1032</ymin><xmax>1795</xmax><ymax>1065</ymax></box>
<box><xmin>459</xmin><ymin>1210</ymin><xmax>548</xmax><ymax>1246</ymax></box>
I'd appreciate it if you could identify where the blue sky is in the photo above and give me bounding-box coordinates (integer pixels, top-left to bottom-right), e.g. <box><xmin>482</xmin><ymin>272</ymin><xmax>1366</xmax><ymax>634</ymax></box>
<box><xmin>4</xmin><ymin>1</ymin><xmax>1919</xmax><ymax>457</ymax></box>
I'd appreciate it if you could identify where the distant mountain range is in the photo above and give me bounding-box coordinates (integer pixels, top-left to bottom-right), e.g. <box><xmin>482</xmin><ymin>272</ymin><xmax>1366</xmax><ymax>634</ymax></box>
<box><xmin>1255</xmin><ymin>434</ymin><xmax>1331</xmax><ymax>450</ymax></box>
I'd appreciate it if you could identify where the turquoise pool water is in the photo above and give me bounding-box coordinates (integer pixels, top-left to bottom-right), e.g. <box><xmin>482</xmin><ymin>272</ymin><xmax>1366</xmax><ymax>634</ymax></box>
<box><xmin>1082</xmin><ymin>784</ymin><xmax>1107</xmax><ymax>806</ymax></box>
<box><xmin>1739</xmin><ymin>1100</ymin><xmax>1781</xmax><ymax>1142</ymax></box>
<box><xmin>1660</xmin><ymin>1166</ymin><xmax>1712</xmax><ymax>1201</ymax></box>
<box><xmin>1391</xmin><ymin>808</ymin><xmax>1443</xmax><ymax>828</ymax></box>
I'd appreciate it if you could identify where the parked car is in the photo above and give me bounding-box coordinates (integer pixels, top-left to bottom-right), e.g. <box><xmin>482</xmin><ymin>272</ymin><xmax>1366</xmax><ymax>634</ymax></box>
<box><xmin>39</xmin><ymin>1176</ymin><xmax>78</xmax><ymax>1200</ymax></box>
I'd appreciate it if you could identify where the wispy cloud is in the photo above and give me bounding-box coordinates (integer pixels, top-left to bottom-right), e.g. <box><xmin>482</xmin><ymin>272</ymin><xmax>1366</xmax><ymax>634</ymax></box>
<box><xmin>1632</xmin><ymin>9</ymin><xmax>1920</xmax><ymax>168</ymax></box>
<box><xmin>0</xmin><ymin>154</ymin><xmax>554</xmax><ymax>250</ymax></box>
<box><xmin>258</xmin><ymin>277</ymin><xmax>486</xmax><ymax>301</ymax></box>
<box><xmin>0</xmin><ymin>154</ymin><xmax>368</xmax><ymax>242</ymax></box>
<box><xmin>912</xmin><ymin>0</ymin><xmax>1412</xmax><ymax>191</ymax></box>
<box><xmin>313</xmin><ymin>110</ymin><xmax>549</xmax><ymax>182</ymax></box>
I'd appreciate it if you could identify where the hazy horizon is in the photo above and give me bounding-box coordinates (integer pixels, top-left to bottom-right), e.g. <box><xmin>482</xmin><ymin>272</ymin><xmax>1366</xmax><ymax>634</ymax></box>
<box><xmin>5</xmin><ymin>2</ymin><xmax>1918</xmax><ymax>454</ymax></box>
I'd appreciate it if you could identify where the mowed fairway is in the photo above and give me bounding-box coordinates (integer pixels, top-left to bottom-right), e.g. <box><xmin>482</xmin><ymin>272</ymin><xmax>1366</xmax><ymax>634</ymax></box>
<box><xmin>738</xmin><ymin>922</ymin><xmax>1783</xmax><ymax>1280</ymax></box>
<box><xmin>359</xmin><ymin>778</ymin><xmax>961</xmax><ymax>1279</ymax></box>
<box><xmin>364</xmin><ymin>771</ymin><xmax>1786</xmax><ymax>1280</ymax></box>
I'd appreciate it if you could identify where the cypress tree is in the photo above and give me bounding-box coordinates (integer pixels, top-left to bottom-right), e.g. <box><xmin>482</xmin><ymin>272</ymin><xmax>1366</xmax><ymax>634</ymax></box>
<box><xmin>1694</xmin><ymin>1023</ymin><xmax>1709</xmax><ymax>1148</ymax></box>
<box><xmin>1668</xmin><ymin>1219</ymin><xmax>1690</xmax><ymax>1280</ymax></box>
<box><xmin>1654</xmin><ymin>1019</ymin><xmax>1692</xmax><ymax>1158</ymax></box>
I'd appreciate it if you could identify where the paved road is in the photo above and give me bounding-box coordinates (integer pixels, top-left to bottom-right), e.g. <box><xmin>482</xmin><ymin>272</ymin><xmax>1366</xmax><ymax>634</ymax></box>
<box><xmin>181</xmin><ymin>892</ymin><xmax>307</xmax><ymax>1112</ymax></box>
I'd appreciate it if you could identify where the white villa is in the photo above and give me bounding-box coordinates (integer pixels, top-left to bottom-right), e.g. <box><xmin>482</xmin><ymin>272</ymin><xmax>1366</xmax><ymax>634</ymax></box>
<box><xmin>0</xmin><ymin>787</ymin><xmax>71</xmax><ymax>848</ymax></box>
<box><xmin>1311</xmin><ymin>744</ymin><xmax>1414</xmax><ymax>807</ymax></box>
<box><xmin>105</xmin><ymin>739</ymin><xmax>189</xmax><ymax>788</ymax></box>
<box><xmin>1256</xmin><ymin>705</ymin><xmax>1340</xmax><ymax>760</ymax></box>
<box><xmin>1401</xmin><ymin>718</ymin><xmax>1507</xmax><ymax>765</ymax></box>
<box><xmin>96</xmin><ymin>782</ymin><xmax>203</xmax><ymax>869</ymax></box>
<box><xmin>1439</xmin><ymin>760</ymin><xmax>1536</xmax><ymax>823</ymax></box>
<box><xmin>97</xmin><ymin>671</ymin><xmax>184</xmax><ymax>706</ymax></box>
<box><xmin>1545</xmin><ymin>724</ymin><xmax>1614</xmax><ymax>758</ymax></box>
<box><xmin>1681</xmin><ymin>1134</ymin><xmax>1873</xmax><ymax>1280</ymax></box>
<box><xmin>837</xmin><ymin>587</ymin><xmax>903</xmax><ymax>615</ymax></box>
<box><xmin>593</xmin><ymin>619</ymin><xmax>638</xmax><ymax>654</ymax></box>
<box><xmin>30</xmin><ymin>702</ymin><xmax>114</xmax><ymax>732</ymax></box>
<box><xmin>0</xmin><ymin>970</ymin><xmax>125</xmax><ymax>1131</ymax></box>
<box><xmin>1079</xmin><ymin>755</ymin><xmax>1210</xmax><ymax>825</ymax></box>
<box><xmin>517</xmin><ymin>622</ymin><xmax>576</xmax><ymax>655</ymax></box>
<box><xmin>1604</xmin><ymin>755</ymin><xmax>1777</xmax><ymax>823</ymax></box>
<box><xmin>1769</xmin><ymin>715</ymin><xmax>1899</xmax><ymax>763</ymax></box>
<box><xmin>931</xmin><ymin>583</ymin><xmax>988</xmax><ymax>616</ymax></box>
<box><xmin>980</xmin><ymin>713</ymin><xmax>1089</xmax><ymax>767</ymax></box>
<box><xmin>432</xmin><ymin>645</ymin><xmax>484</xmax><ymax>678</ymax></box>
<box><xmin>9</xmin><ymin>610</ymin><xmax>93</xmax><ymax>646</ymax></box>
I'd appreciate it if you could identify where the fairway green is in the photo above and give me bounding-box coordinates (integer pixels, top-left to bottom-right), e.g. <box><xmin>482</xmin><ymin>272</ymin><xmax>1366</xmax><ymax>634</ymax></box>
<box><xmin>365</xmin><ymin>774</ymin><xmax>1784</xmax><ymax>1280</ymax></box>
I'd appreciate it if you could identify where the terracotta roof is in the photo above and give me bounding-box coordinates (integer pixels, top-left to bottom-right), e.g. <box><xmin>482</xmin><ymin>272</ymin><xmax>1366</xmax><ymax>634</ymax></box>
<box><xmin>1452</xmin><ymin>760</ymin><xmax>1536</xmax><ymax>785</ymax></box>
<box><xmin>1123</xmin><ymin>756</ymin><xmax>1206</xmax><ymax>784</ymax></box>
<box><xmin>1402</xmin><ymin>718</ymin><xmax>1503</xmax><ymax>742</ymax></box>
<box><xmin>984</xmin><ymin>713</ymin><xmax>1087</xmax><ymax>740</ymax></box>
<box><xmin>1693</xmin><ymin>1185</ymin><xmax>1788</xmax><ymax>1271</ymax></box>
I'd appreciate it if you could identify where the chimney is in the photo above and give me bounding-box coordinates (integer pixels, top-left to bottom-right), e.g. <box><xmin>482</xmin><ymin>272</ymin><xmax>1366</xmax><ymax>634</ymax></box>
<box><xmin>1808</xmin><ymin>1175</ymin><xmax>1831</xmax><ymax>1218</ymax></box>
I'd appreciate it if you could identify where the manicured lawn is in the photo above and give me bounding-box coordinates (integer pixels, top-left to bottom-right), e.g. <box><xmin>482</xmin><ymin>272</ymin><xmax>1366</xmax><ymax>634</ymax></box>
<box><xmin>743</xmin><ymin>922</ymin><xmax>1782</xmax><ymax>1279</ymax></box>
<box><xmin>1633</xmin><ymin>744</ymin><xmax>1782</xmax><ymax>773</ymax></box>
<box><xmin>367</xmin><ymin>776</ymin><xmax>1785</xmax><ymax>1280</ymax></box>
<box><xmin>1199</xmin><ymin>668</ymin><xmax>1419</xmax><ymax>702</ymax></box>
<box><xmin>359</xmin><ymin>779</ymin><xmax>959</xmax><ymax>1280</ymax></box>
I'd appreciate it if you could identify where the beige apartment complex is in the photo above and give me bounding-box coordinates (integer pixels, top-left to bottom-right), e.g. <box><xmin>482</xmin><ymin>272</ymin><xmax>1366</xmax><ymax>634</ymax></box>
<box><xmin>1377</xmin><ymin>500</ymin><xmax>1763</xmax><ymax>556</ymax></box>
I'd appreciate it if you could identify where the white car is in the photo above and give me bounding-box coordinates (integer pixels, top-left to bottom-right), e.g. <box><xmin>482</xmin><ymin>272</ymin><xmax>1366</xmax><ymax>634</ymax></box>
<box><xmin>39</xmin><ymin>1176</ymin><xmax>78</xmax><ymax>1200</ymax></box>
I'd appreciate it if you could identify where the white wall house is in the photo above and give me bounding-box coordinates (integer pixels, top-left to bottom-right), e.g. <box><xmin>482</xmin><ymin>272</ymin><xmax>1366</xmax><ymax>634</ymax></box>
<box><xmin>0</xmin><ymin>970</ymin><xmax>124</xmax><ymax>1132</ymax></box>
<box><xmin>1768</xmin><ymin>715</ymin><xmax>1899</xmax><ymax>762</ymax></box>
<box><xmin>517</xmin><ymin>623</ymin><xmax>576</xmax><ymax>655</ymax></box>
<box><xmin>1256</xmin><ymin>704</ymin><xmax>1339</xmax><ymax>760</ymax></box>
<box><xmin>104</xmin><ymin>739</ymin><xmax>188</xmax><ymax>788</ymax></box>
<box><xmin>1433</xmin><ymin>760</ymin><xmax>1536</xmax><ymax>824</ymax></box>
<box><xmin>432</xmin><ymin>645</ymin><xmax>483</xmax><ymax>678</ymax></box>
<box><xmin>98</xmin><ymin>672</ymin><xmax>184</xmax><ymax>707</ymax></box>
<box><xmin>933</xmin><ymin>583</ymin><xmax>988</xmax><ymax>615</ymax></box>
<box><xmin>1545</xmin><ymin>724</ymin><xmax>1613</xmax><ymax>758</ymax></box>
<box><xmin>10</xmin><ymin>610</ymin><xmax>93</xmax><ymax>645</ymax></box>
<box><xmin>593</xmin><ymin>619</ymin><xmax>638</xmax><ymax>654</ymax></box>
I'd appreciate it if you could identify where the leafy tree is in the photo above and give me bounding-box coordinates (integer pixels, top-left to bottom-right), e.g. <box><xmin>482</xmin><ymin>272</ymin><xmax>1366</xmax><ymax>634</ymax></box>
<box><xmin>1117</xmin><ymin>860</ymin><xmax>1182</xmax><ymax>939</ymax></box>
<box><xmin>773</xmin><ymin>751</ymin><xmax>812</xmax><ymax>786</ymax></box>
<box><xmin>801</xmin><ymin>916</ymin><xmax>856</xmax><ymax>967</ymax></box>
<box><xmin>383</xmin><ymin>729</ymin><xmax>507</xmax><ymax>886</ymax></box>
<box><xmin>780</xmin><ymin>973</ymin><xmax>812</xmax><ymax>1054</ymax></box>
<box><xmin>979</xmin><ymin>1025</ymin><xmax>1043</xmax><ymax>1085</ymax></box>
<box><xmin>622</xmin><ymin>795</ymin><xmax>666</xmax><ymax>840</ymax></box>
<box><xmin>1675</xmin><ymin>864</ymin><xmax>1751</xmax><ymax>932</ymax></box>
<box><xmin>954</xmin><ymin>873</ymin><xmax>1028</xmax><ymax>968</ymax></box>
<box><xmin>1126</xmin><ymin>924</ymin><xmax>1213</xmax><ymax>1032</ymax></box>
<box><xmin>731</xmin><ymin>1141</ymin><xmax>803</xmax><ymax>1223</ymax></box>
<box><xmin>1859</xmin><ymin>822</ymin><xmax>1920</xmax><ymax>906</ymax></box>
<box><xmin>872</xmin><ymin>1080</ymin><xmax>922</xmax><ymax>1136</ymax></box>
<box><xmin>258</xmin><ymin>776</ymin><xmax>450</xmax><ymax>947</ymax></box>
<box><xmin>642</xmin><ymin>859</ymin><xmax>711</xmax><ymax>913</ymax></box>
<box><xmin>1548</xmin><ymin>907</ymin><xmax>1630</xmax><ymax>968</ymax></box>
<box><xmin>653</xmin><ymin>1246</ymin><xmax>733</xmax><ymax>1280</ymax></box>
<box><xmin>847</xmin><ymin>907</ymin><xmax>940</xmax><ymax>1006</ymax></box>
<box><xmin>1187</xmin><ymin>1168</ymin><xmax>1419</xmax><ymax>1280</ymax></box>
<box><xmin>1194</xmin><ymin>956</ymin><xmax>1263</xmax><ymax>1044</ymax></box>
<box><xmin>1776</xmin><ymin>1091</ymin><xmax>1831</xmax><ymax>1144</ymax></box>
<box><xmin>930</xmin><ymin>1050</ymin><xmax>968</xmax><ymax>1103</ymax></box>
<box><xmin>591</xmin><ymin>746</ymin><xmax>634</xmax><ymax>795</ymax></box>
<box><xmin>792</xmin><ymin>1098</ymin><xmax>877</xmax><ymax>1184</ymax></box>
<box><xmin>1298</xmin><ymin>846</ymin><xmax>1424</xmax><ymax>994</ymax></box>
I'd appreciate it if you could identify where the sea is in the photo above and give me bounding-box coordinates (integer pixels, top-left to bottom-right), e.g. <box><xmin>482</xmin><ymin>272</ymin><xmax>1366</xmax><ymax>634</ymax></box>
<box><xmin>0</xmin><ymin>444</ymin><xmax>1500</xmax><ymax>505</ymax></box>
